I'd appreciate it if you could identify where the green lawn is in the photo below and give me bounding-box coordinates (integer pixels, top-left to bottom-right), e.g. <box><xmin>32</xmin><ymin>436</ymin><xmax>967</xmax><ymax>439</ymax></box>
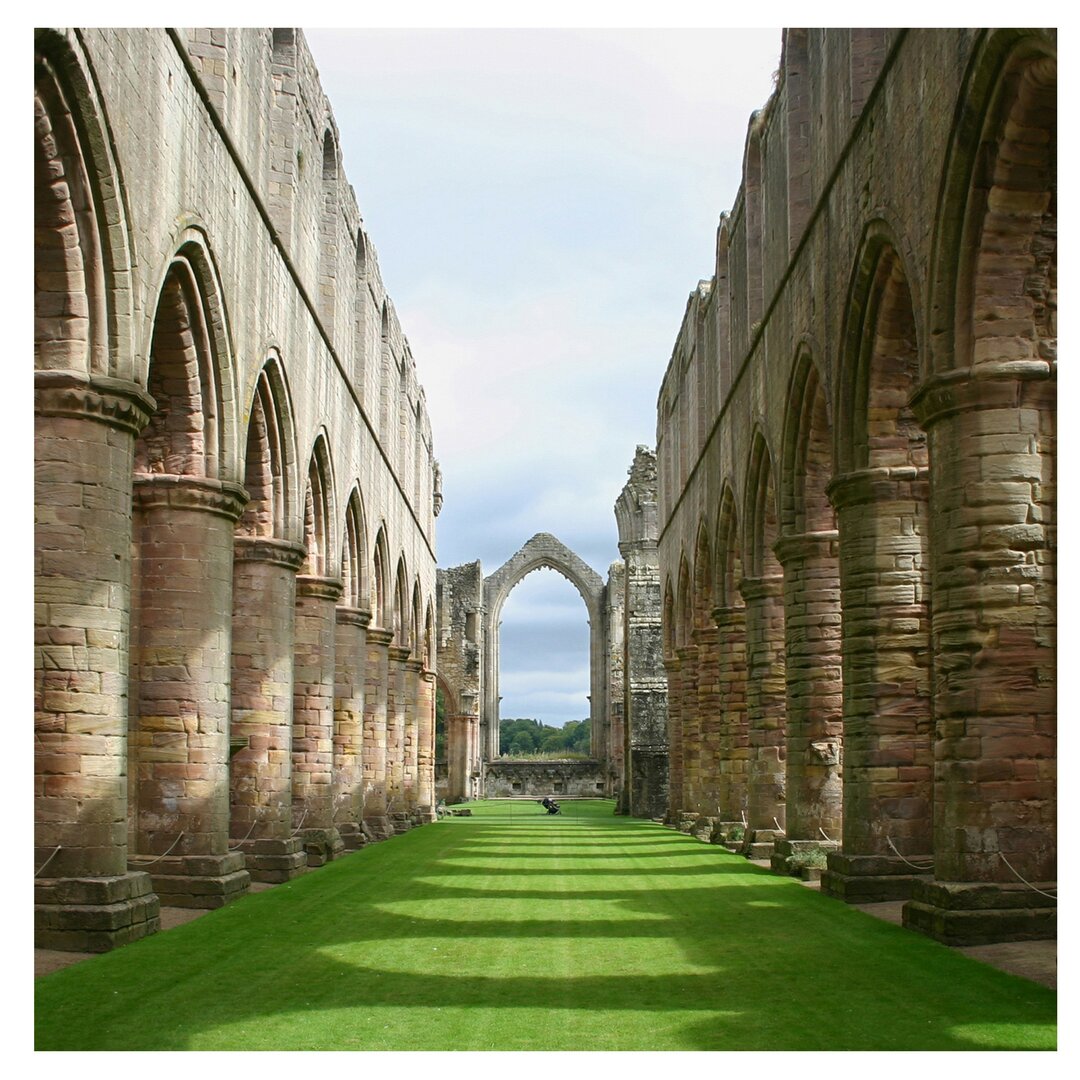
<box><xmin>35</xmin><ymin>800</ymin><xmax>1056</xmax><ymax>1050</ymax></box>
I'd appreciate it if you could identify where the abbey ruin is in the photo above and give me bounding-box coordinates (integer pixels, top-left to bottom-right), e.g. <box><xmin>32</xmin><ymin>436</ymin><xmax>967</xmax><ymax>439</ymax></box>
<box><xmin>35</xmin><ymin>27</ymin><xmax>1055</xmax><ymax>957</ymax></box>
<box><xmin>657</xmin><ymin>28</ymin><xmax>1056</xmax><ymax>943</ymax></box>
<box><xmin>35</xmin><ymin>27</ymin><xmax>439</xmax><ymax>949</ymax></box>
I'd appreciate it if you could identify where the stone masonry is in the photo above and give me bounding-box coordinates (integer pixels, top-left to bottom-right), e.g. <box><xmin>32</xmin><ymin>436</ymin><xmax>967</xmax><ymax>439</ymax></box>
<box><xmin>656</xmin><ymin>28</ymin><xmax>1055</xmax><ymax>944</ymax></box>
<box><xmin>438</xmin><ymin>452</ymin><xmax>668</xmax><ymax>812</ymax></box>
<box><xmin>35</xmin><ymin>27</ymin><xmax>439</xmax><ymax>948</ymax></box>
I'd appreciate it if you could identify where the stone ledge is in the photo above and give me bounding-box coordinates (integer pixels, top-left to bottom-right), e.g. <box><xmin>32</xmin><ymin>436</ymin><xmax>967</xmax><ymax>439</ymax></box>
<box><xmin>903</xmin><ymin>880</ymin><xmax>1057</xmax><ymax>945</ymax></box>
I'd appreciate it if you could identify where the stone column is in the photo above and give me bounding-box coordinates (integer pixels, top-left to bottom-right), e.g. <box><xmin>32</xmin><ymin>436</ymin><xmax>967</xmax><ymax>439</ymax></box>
<box><xmin>416</xmin><ymin>667</ymin><xmax>438</xmax><ymax>821</ymax></box>
<box><xmin>447</xmin><ymin>713</ymin><xmax>476</xmax><ymax>804</ymax></box>
<box><xmin>675</xmin><ymin>644</ymin><xmax>700</xmax><ymax>828</ymax></box>
<box><xmin>905</xmin><ymin>364</ymin><xmax>1056</xmax><ymax>943</ymax></box>
<box><xmin>292</xmin><ymin>574</ymin><xmax>345</xmax><ymax>866</ymax></box>
<box><xmin>34</xmin><ymin>372</ymin><xmax>160</xmax><ymax>951</ymax></box>
<box><xmin>334</xmin><ymin>605</ymin><xmax>371</xmax><ymax>851</ymax></box>
<box><xmin>738</xmin><ymin>575</ymin><xmax>786</xmax><ymax>858</ymax></box>
<box><xmin>229</xmin><ymin>537</ymin><xmax>307</xmax><ymax>882</ymax></box>
<box><xmin>403</xmin><ymin>657</ymin><xmax>423</xmax><ymax>816</ymax></box>
<box><xmin>386</xmin><ymin>644</ymin><xmax>411</xmax><ymax>831</ymax></box>
<box><xmin>362</xmin><ymin>627</ymin><xmax>394</xmax><ymax>838</ymax></box>
<box><xmin>712</xmin><ymin>603</ymin><xmax>749</xmax><ymax>832</ymax></box>
<box><xmin>694</xmin><ymin>623</ymin><xmax>721</xmax><ymax>818</ymax></box>
<box><xmin>662</xmin><ymin>654</ymin><xmax>683</xmax><ymax>824</ymax></box>
<box><xmin>129</xmin><ymin>474</ymin><xmax>250</xmax><ymax>909</ymax></box>
<box><xmin>772</xmin><ymin>531</ymin><xmax>843</xmax><ymax>874</ymax></box>
<box><xmin>821</xmin><ymin>468</ymin><xmax>933</xmax><ymax>902</ymax></box>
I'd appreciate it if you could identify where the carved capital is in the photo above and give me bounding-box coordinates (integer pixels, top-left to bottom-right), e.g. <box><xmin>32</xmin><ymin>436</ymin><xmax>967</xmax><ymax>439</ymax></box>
<box><xmin>910</xmin><ymin>360</ymin><xmax>1054</xmax><ymax>429</ymax></box>
<box><xmin>404</xmin><ymin>657</ymin><xmax>425</xmax><ymax>674</ymax></box>
<box><xmin>662</xmin><ymin>655</ymin><xmax>682</xmax><ymax>674</ymax></box>
<box><xmin>388</xmin><ymin>644</ymin><xmax>412</xmax><ymax>663</ymax></box>
<box><xmin>35</xmin><ymin>371</ymin><xmax>156</xmax><ymax>436</ymax></box>
<box><xmin>296</xmin><ymin>575</ymin><xmax>344</xmax><ymax>602</ymax></box>
<box><xmin>335</xmin><ymin>605</ymin><xmax>372</xmax><ymax>628</ymax></box>
<box><xmin>366</xmin><ymin>627</ymin><xmax>394</xmax><ymax>647</ymax></box>
<box><xmin>675</xmin><ymin>644</ymin><xmax>698</xmax><ymax>663</ymax></box>
<box><xmin>233</xmin><ymin>536</ymin><xmax>307</xmax><ymax>571</ymax></box>
<box><xmin>738</xmin><ymin>575</ymin><xmax>784</xmax><ymax>602</ymax></box>
<box><xmin>712</xmin><ymin>603</ymin><xmax>746</xmax><ymax>626</ymax></box>
<box><xmin>133</xmin><ymin>474</ymin><xmax>248</xmax><ymax>521</ymax></box>
<box><xmin>826</xmin><ymin>468</ymin><xmax>928</xmax><ymax>511</ymax></box>
<box><xmin>773</xmin><ymin>530</ymin><xmax>839</xmax><ymax>566</ymax></box>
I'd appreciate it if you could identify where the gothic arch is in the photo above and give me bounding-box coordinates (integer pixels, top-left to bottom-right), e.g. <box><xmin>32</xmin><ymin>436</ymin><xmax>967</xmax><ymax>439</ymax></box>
<box><xmin>371</xmin><ymin>526</ymin><xmax>391</xmax><ymax>630</ymax></box>
<box><xmin>481</xmin><ymin>533</ymin><xmax>606</xmax><ymax>760</ymax></box>
<box><xmin>340</xmin><ymin>486</ymin><xmax>368</xmax><ymax>610</ymax></box>
<box><xmin>236</xmin><ymin>353</ymin><xmax>298</xmax><ymax>542</ymax></box>
<box><xmin>301</xmin><ymin>432</ymin><xmax>337</xmax><ymax>578</ymax></box>
<box><xmin>34</xmin><ymin>29</ymin><xmax>134</xmax><ymax>380</ymax></box>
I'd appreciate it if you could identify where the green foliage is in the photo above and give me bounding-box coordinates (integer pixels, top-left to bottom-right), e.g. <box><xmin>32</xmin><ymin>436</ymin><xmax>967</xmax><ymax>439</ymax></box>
<box><xmin>499</xmin><ymin>717</ymin><xmax>590</xmax><ymax>759</ymax></box>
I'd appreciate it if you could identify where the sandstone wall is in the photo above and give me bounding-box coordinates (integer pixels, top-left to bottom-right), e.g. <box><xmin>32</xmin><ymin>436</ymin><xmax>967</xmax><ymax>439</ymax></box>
<box><xmin>656</xmin><ymin>28</ymin><xmax>1056</xmax><ymax>944</ymax></box>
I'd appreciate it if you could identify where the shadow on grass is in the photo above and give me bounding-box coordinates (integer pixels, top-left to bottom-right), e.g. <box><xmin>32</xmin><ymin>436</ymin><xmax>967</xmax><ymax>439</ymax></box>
<box><xmin>35</xmin><ymin>805</ymin><xmax>1056</xmax><ymax>1052</ymax></box>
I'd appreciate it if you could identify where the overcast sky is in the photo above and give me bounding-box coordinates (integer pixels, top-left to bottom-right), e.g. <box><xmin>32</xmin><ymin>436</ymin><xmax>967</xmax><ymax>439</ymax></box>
<box><xmin>304</xmin><ymin>28</ymin><xmax>782</xmax><ymax>726</ymax></box>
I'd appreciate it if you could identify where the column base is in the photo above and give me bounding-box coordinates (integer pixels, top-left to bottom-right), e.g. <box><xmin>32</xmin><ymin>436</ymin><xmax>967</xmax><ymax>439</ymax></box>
<box><xmin>709</xmin><ymin>821</ymin><xmax>746</xmax><ymax>849</ymax></box>
<box><xmin>390</xmin><ymin>811</ymin><xmax>413</xmax><ymax>835</ymax></box>
<box><xmin>337</xmin><ymin>823</ymin><xmax>368</xmax><ymax>851</ymax></box>
<box><xmin>297</xmin><ymin>827</ymin><xmax>345</xmax><ymax>867</ymax></box>
<box><xmin>677</xmin><ymin>811</ymin><xmax>699</xmax><ymax>834</ymax></box>
<box><xmin>412</xmin><ymin>804</ymin><xmax>437</xmax><ymax>824</ymax></box>
<box><xmin>362</xmin><ymin>815</ymin><xmax>395</xmax><ymax>841</ymax></box>
<box><xmin>903</xmin><ymin>879</ymin><xmax>1057</xmax><ymax>945</ymax></box>
<box><xmin>820</xmin><ymin>852</ymin><xmax>932</xmax><ymax>902</ymax></box>
<box><xmin>770</xmin><ymin>838</ymin><xmax>840</xmax><ymax>880</ymax></box>
<box><xmin>129</xmin><ymin>852</ymin><xmax>250</xmax><ymax>909</ymax></box>
<box><xmin>741</xmin><ymin>828</ymin><xmax>783</xmax><ymax>860</ymax></box>
<box><xmin>35</xmin><ymin>871</ymin><xmax>160</xmax><ymax>952</ymax></box>
<box><xmin>239</xmin><ymin>837</ymin><xmax>308</xmax><ymax>883</ymax></box>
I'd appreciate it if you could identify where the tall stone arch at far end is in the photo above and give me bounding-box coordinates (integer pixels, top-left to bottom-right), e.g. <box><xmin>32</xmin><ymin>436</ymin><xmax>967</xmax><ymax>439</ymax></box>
<box><xmin>482</xmin><ymin>533</ymin><xmax>607</xmax><ymax>760</ymax></box>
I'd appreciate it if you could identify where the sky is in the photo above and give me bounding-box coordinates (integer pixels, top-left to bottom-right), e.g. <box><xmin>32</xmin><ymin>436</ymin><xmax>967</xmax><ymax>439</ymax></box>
<box><xmin>303</xmin><ymin>28</ymin><xmax>783</xmax><ymax>726</ymax></box>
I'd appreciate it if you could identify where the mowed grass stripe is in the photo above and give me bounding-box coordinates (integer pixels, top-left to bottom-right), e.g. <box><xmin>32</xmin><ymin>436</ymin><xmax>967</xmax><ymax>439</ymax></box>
<box><xmin>35</xmin><ymin>801</ymin><xmax>1056</xmax><ymax>1050</ymax></box>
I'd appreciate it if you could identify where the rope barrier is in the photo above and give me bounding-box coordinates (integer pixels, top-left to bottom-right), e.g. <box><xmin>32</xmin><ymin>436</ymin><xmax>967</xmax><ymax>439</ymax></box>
<box><xmin>773</xmin><ymin>817</ymin><xmax>784</xmax><ymax>833</ymax></box>
<box><xmin>227</xmin><ymin>818</ymin><xmax>259</xmax><ymax>853</ymax></box>
<box><xmin>999</xmin><ymin>852</ymin><xmax>1057</xmax><ymax>901</ymax></box>
<box><xmin>290</xmin><ymin>811</ymin><xmax>308</xmax><ymax>837</ymax></box>
<box><xmin>135</xmin><ymin>831</ymin><xmax>185</xmax><ymax>866</ymax></box>
<box><xmin>886</xmin><ymin>837</ymin><xmax>933</xmax><ymax>871</ymax></box>
<box><xmin>35</xmin><ymin>845</ymin><xmax>62</xmax><ymax>878</ymax></box>
<box><xmin>818</xmin><ymin>827</ymin><xmax>833</xmax><ymax>842</ymax></box>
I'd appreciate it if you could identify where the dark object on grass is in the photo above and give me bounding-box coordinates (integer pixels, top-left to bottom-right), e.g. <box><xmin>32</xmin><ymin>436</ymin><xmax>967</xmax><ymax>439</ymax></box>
<box><xmin>541</xmin><ymin>797</ymin><xmax>561</xmax><ymax>815</ymax></box>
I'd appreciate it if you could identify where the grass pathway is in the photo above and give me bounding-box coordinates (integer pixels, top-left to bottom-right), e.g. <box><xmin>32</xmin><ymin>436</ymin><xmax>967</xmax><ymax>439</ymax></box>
<box><xmin>35</xmin><ymin>801</ymin><xmax>1056</xmax><ymax>1050</ymax></box>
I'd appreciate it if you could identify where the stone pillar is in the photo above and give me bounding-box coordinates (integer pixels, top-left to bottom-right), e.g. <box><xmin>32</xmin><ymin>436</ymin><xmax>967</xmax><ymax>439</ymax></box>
<box><xmin>416</xmin><ymin>667</ymin><xmax>437</xmax><ymax>821</ymax></box>
<box><xmin>292</xmin><ymin>574</ymin><xmax>345</xmax><ymax>866</ymax></box>
<box><xmin>772</xmin><ymin>531</ymin><xmax>843</xmax><ymax>874</ymax></box>
<box><xmin>662</xmin><ymin>655</ymin><xmax>683</xmax><ymax>824</ymax></box>
<box><xmin>712</xmin><ymin>603</ymin><xmax>749</xmax><ymax>829</ymax></box>
<box><xmin>386</xmin><ymin>645</ymin><xmax>411</xmax><ymax>831</ymax></box>
<box><xmin>676</xmin><ymin>644</ymin><xmax>700</xmax><ymax>822</ymax></box>
<box><xmin>34</xmin><ymin>372</ymin><xmax>160</xmax><ymax>950</ymax></box>
<box><xmin>693</xmin><ymin>623</ymin><xmax>721</xmax><ymax>818</ymax></box>
<box><xmin>362</xmin><ymin>627</ymin><xmax>394</xmax><ymax>838</ymax></box>
<box><xmin>403</xmin><ymin>657</ymin><xmax>423</xmax><ymax>816</ymax></box>
<box><xmin>447</xmin><ymin>713</ymin><xmax>477</xmax><ymax>804</ymax></box>
<box><xmin>739</xmin><ymin>575</ymin><xmax>786</xmax><ymax>858</ymax></box>
<box><xmin>334</xmin><ymin>605</ymin><xmax>371</xmax><ymax>851</ymax></box>
<box><xmin>904</xmin><ymin>364</ymin><xmax>1056</xmax><ymax>943</ymax></box>
<box><xmin>229</xmin><ymin>537</ymin><xmax>307</xmax><ymax>882</ymax></box>
<box><xmin>129</xmin><ymin>474</ymin><xmax>250</xmax><ymax>909</ymax></box>
<box><xmin>821</xmin><ymin>468</ymin><xmax>934</xmax><ymax>902</ymax></box>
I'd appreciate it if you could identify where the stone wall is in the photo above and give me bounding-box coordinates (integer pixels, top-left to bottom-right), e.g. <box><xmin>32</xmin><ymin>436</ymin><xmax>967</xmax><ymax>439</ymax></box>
<box><xmin>655</xmin><ymin>28</ymin><xmax>1056</xmax><ymax>944</ymax></box>
<box><xmin>484</xmin><ymin>761</ymin><xmax>608</xmax><ymax>800</ymax></box>
<box><xmin>34</xmin><ymin>27</ymin><xmax>440</xmax><ymax>949</ymax></box>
